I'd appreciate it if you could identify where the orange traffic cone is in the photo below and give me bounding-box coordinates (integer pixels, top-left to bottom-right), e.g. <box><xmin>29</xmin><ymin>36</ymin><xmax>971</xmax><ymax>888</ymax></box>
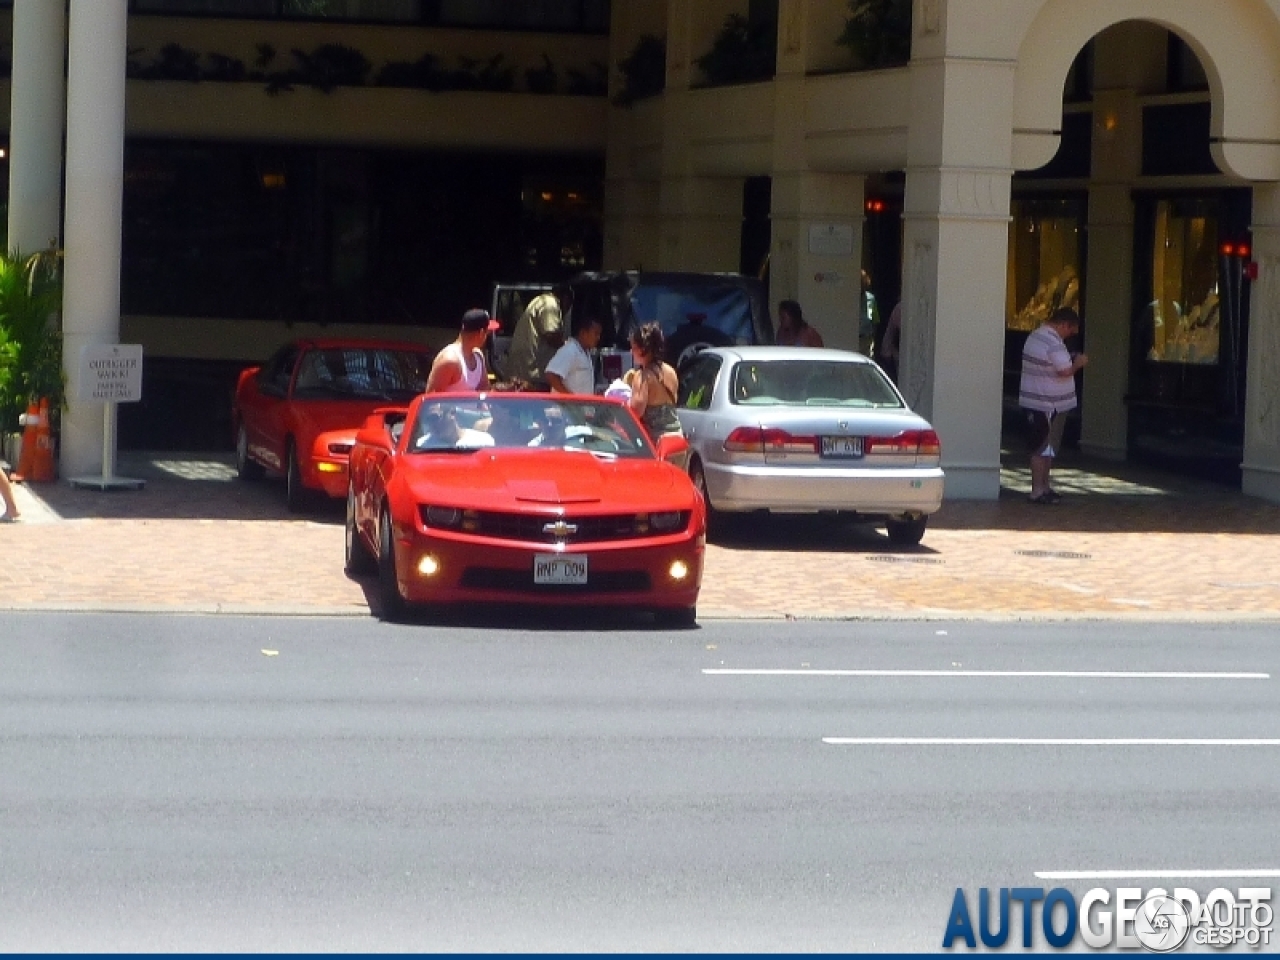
<box><xmin>11</xmin><ymin>401</ymin><xmax>40</xmax><ymax>482</ymax></box>
<box><xmin>30</xmin><ymin>398</ymin><xmax>56</xmax><ymax>483</ymax></box>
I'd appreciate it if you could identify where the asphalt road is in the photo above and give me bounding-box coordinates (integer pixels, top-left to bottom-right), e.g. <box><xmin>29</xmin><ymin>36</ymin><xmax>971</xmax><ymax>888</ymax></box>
<box><xmin>1</xmin><ymin>613</ymin><xmax>1277</xmax><ymax>952</ymax></box>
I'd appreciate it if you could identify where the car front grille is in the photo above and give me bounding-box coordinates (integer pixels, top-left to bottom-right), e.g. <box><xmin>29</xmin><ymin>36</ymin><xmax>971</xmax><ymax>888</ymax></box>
<box><xmin>422</xmin><ymin>508</ymin><xmax>689</xmax><ymax>545</ymax></box>
<box><xmin>459</xmin><ymin>568</ymin><xmax>652</xmax><ymax>594</ymax></box>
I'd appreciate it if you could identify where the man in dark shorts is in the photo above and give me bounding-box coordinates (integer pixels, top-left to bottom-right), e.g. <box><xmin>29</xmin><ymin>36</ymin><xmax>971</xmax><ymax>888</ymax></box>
<box><xmin>1019</xmin><ymin>307</ymin><xmax>1089</xmax><ymax>504</ymax></box>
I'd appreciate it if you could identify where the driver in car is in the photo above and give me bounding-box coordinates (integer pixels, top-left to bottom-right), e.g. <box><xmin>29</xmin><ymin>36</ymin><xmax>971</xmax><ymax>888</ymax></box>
<box><xmin>414</xmin><ymin>403</ymin><xmax>495</xmax><ymax>450</ymax></box>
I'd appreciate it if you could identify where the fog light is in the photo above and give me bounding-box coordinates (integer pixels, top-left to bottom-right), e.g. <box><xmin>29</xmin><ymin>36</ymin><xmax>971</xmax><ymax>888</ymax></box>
<box><xmin>417</xmin><ymin>555</ymin><xmax>441</xmax><ymax>577</ymax></box>
<box><xmin>668</xmin><ymin>560</ymin><xmax>689</xmax><ymax>581</ymax></box>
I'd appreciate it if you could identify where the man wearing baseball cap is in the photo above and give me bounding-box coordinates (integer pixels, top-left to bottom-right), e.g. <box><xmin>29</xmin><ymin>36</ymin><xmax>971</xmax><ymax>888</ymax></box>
<box><xmin>426</xmin><ymin>307</ymin><xmax>500</xmax><ymax>393</ymax></box>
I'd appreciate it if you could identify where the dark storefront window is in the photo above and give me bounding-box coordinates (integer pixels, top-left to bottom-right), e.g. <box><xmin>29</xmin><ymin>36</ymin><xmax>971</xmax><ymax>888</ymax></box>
<box><xmin>128</xmin><ymin>0</ymin><xmax>611</xmax><ymax>32</ymax></box>
<box><xmin>1003</xmin><ymin>195</ymin><xmax>1087</xmax><ymax>406</ymax></box>
<box><xmin>1129</xmin><ymin>190</ymin><xmax>1252</xmax><ymax>481</ymax></box>
<box><xmin>121</xmin><ymin>141</ymin><xmax>604</xmax><ymax>326</ymax></box>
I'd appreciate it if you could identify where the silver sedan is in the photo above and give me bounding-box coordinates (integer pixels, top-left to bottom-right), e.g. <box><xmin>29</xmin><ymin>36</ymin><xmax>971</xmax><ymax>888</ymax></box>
<box><xmin>675</xmin><ymin>346</ymin><xmax>945</xmax><ymax>544</ymax></box>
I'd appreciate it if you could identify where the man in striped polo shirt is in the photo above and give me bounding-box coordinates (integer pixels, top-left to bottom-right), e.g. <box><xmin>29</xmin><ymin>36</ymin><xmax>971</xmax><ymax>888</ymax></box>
<box><xmin>1019</xmin><ymin>307</ymin><xmax>1088</xmax><ymax>504</ymax></box>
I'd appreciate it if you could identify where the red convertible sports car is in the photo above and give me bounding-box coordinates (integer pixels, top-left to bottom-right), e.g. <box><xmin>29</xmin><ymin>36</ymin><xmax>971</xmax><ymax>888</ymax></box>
<box><xmin>233</xmin><ymin>338</ymin><xmax>434</xmax><ymax>511</ymax></box>
<box><xmin>345</xmin><ymin>393</ymin><xmax>706</xmax><ymax>626</ymax></box>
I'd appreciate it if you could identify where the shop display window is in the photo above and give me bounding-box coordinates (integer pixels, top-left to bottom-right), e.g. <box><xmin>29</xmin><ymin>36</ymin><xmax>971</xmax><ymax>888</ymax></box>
<box><xmin>1005</xmin><ymin>197</ymin><xmax>1085</xmax><ymax>332</ymax></box>
<box><xmin>1145</xmin><ymin>198</ymin><xmax>1220</xmax><ymax>364</ymax></box>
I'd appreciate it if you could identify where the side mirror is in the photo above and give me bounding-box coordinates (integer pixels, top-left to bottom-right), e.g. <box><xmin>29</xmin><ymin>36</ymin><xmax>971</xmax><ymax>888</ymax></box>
<box><xmin>656</xmin><ymin>434</ymin><xmax>689</xmax><ymax>462</ymax></box>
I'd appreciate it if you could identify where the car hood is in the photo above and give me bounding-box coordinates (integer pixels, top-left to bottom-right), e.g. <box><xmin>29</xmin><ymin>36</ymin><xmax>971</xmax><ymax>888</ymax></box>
<box><xmin>401</xmin><ymin>450</ymin><xmax>694</xmax><ymax>512</ymax></box>
<box><xmin>294</xmin><ymin>400</ymin><xmax>395</xmax><ymax>435</ymax></box>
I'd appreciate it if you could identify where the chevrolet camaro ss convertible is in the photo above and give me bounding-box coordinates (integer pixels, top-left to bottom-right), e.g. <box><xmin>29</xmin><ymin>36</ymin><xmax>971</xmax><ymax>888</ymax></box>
<box><xmin>344</xmin><ymin>393</ymin><xmax>705</xmax><ymax>626</ymax></box>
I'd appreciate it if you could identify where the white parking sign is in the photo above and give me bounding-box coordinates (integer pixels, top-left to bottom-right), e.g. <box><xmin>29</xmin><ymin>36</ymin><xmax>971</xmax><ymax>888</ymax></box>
<box><xmin>78</xmin><ymin>343</ymin><xmax>143</xmax><ymax>404</ymax></box>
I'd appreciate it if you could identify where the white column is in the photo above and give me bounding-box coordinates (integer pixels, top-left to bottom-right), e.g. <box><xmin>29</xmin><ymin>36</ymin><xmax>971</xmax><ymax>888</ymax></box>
<box><xmin>60</xmin><ymin>0</ymin><xmax>129</xmax><ymax>478</ymax></box>
<box><xmin>7</xmin><ymin>0</ymin><xmax>67</xmax><ymax>254</ymax></box>
<box><xmin>1242</xmin><ymin>184</ymin><xmax>1280</xmax><ymax>504</ymax></box>
<box><xmin>901</xmin><ymin>55</ymin><xmax>1016</xmax><ymax>500</ymax></box>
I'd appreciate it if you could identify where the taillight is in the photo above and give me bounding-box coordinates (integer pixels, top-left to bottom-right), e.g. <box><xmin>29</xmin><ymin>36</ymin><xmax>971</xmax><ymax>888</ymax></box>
<box><xmin>723</xmin><ymin>427</ymin><xmax>817</xmax><ymax>454</ymax></box>
<box><xmin>865</xmin><ymin>429</ymin><xmax>941</xmax><ymax>456</ymax></box>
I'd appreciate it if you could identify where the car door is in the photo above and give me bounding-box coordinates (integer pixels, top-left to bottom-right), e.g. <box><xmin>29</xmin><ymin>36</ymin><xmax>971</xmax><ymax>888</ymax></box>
<box><xmin>675</xmin><ymin>352</ymin><xmax>723</xmax><ymax>466</ymax></box>
<box><xmin>248</xmin><ymin>343</ymin><xmax>300</xmax><ymax>473</ymax></box>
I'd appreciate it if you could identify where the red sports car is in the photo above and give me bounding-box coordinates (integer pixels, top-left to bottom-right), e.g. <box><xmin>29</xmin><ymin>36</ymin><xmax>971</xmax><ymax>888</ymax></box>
<box><xmin>345</xmin><ymin>393</ymin><xmax>706</xmax><ymax>626</ymax></box>
<box><xmin>232</xmin><ymin>338</ymin><xmax>434</xmax><ymax>511</ymax></box>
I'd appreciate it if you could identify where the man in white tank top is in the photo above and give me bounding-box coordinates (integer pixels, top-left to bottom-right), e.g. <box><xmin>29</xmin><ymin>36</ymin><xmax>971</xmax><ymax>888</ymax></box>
<box><xmin>427</xmin><ymin>308</ymin><xmax>499</xmax><ymax>393</ymax></box>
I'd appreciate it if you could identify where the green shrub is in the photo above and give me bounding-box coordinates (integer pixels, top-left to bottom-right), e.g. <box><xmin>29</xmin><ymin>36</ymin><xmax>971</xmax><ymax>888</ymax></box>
<box><xmin>836</xmin><ymin>0</ymin><xmax>913</xmax><ymax>70</ymax></box>
<box><xmin>0</xmin><ymin>248</ymin><xmax>64</xmax><ymax>434</ymax></box>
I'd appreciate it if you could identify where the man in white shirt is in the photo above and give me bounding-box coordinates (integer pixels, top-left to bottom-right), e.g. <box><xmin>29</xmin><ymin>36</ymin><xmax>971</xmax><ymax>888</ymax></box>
<box><xmin>1019</xmin><ymin>307</ymin><xmax>1088</xmax><ymax>504</ymax></box>
<box><xmin>545</xmin><ymin>314</ymin><xmax>603</xmax><ymax>396</ymax></box>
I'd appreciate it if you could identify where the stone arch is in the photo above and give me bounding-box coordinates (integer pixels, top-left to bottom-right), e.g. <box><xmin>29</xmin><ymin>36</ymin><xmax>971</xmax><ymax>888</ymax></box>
<box><xmin>1010</xmin><ymin>0</ymin><xmax>1280</xmax><ymax>179</ymax></box>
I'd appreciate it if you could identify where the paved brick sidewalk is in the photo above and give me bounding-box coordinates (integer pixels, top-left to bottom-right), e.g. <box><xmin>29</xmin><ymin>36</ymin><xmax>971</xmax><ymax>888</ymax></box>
<box><xmin>3</xmin><ymin>451</ymin><xmax>1279</xmax><ymax>621</ymax></box>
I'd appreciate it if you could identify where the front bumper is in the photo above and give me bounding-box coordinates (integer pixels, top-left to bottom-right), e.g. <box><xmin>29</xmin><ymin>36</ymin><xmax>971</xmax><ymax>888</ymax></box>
<box><xmin>393</xmin><ymin>527</ymin><xmax>704</xmax><ymax>609</ymax></box>
<box><xmin>706</xmin><ymin>462</ymin><xmax>945</xmax><ymax>515</ymax></box>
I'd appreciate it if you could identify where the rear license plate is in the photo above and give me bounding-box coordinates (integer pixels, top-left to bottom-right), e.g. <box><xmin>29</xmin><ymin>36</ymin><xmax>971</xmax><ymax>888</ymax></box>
<box><xmin>534</xmin><ymin>554</ymin><xmax>588</xmax><ymax>585</ymax></box>
<box><xmin>821</xmin><ymin>436</ymin><xmax>863</xmax><ymax>458</ymax></box>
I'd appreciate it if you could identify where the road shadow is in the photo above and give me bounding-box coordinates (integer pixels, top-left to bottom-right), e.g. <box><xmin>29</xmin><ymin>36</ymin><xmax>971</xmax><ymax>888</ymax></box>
<box><xmin>21</xmin><ymin>451</ymin><xmax>345</xmax><ymax>523</ymax></box>
<box><xmin>23</xmin><ymin>449</ymin><xmax>1280</xmax><ymax>538</ymax></box>
<box><xmin>344</xmin><ymin>573</ymin><xmax>700</xmax><ymax>632</ymax></box>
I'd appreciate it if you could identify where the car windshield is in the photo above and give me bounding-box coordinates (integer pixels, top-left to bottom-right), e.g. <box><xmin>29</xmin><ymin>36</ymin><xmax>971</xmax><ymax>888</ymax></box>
<box><xmin>730</xmin><ymin>360</ymin><xmax>904</xmax><ymax>408</ymax></box>
<box><xmin>292</xmin><ymin>347</ymin><xmax>430</xmax><ymax>401</ymax></box>
<box><xmin>407</xmin><ymin>397</ymin><xmax>655</xmax><ymax>458</ymax></box>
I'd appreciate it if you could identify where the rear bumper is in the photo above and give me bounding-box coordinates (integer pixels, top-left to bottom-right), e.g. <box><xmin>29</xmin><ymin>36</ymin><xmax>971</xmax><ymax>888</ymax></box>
<box><xmin>394</xmin><ymin>528</ymin><xmax>704</xmax><ymax>609</ymax></box>
<box><xmin>706</xmin><ymin>462</ymin><xmax>945</xmax><ymax>515</ymax></box>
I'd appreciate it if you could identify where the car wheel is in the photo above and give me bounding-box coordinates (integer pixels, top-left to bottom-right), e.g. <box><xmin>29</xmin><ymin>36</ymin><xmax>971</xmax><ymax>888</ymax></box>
<box><xmin>653</xmin><ymin>606</ymin><xmax>697</xmax><ymax>629</ymax></box>
<box><xmin>285</xmin><ymin>439</ymin><xmax>312</xmax><ymax>514</ymax></box>
<box><xmin>377</xmin><ymin>504</ymin><xmax>408</xmax><ymax>622</ymax></box>
<box><xmin>885</xmin><ymin>516</ymin><xmax>928</xmax><ymax>546</ymax></box>
<box><xmin>689</xmin><ymin>458</ymin><xmax>721</xmax><ymax>529</ymax></box>
<box><xmin>235</xmin><ymin>424</ymin><xmax>264</xmax><ymax>481</ymax></box>
<box><xmin>344</xmin><ymin>484</ymin><xmax>376</xmax><ymax>576</ymax></box>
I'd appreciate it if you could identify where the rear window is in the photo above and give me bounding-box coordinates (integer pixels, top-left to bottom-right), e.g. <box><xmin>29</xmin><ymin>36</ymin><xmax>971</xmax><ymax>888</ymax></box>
<box><xmin>730</xmin><ymin>360</ymin><xmax>903</xmax><ymax>408</ymax></box>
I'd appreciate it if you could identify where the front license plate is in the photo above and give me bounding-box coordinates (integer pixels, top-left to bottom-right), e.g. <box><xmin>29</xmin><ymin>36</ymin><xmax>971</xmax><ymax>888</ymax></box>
<box><xmin>821</xmin><ymin>436</ymin><xmax>863</xmax><ymax>458</ymax></box>
<box><xmin>534</xmin><ymin>554</ymin><xmax>588</xmax><ymax>585</ymax></box>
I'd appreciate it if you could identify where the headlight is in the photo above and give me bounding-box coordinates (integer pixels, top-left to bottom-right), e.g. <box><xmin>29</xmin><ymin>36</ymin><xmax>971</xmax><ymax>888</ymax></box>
<box><xmin>423</xmin><ymin>505</ymin><xmax>462</xmax><ymax>528</ymax></box>
<box><xmin>650</xmin><ymin>511</ymin><xmax>685</xmax><ymax>532</ymax></box>
<box><xmin>420</xmin><ymin>506</ymin><xmax>480</xmax><ymax>531</ymax></box>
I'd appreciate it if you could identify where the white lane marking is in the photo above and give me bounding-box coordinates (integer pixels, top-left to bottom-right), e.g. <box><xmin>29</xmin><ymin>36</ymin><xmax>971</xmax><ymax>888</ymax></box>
<box><xmin>704</xmin><ymin>669</ymin><xmax>1270</xmax><ymax>680</ymax></box>
<box><xmin>823</xmin><ymin>738</ymin><xmax>1280</xmax><ymax>746</ymax></box>
<box><xmin>1036</xmin><ymin>870</ymin><xmax>1280</xmax><ymax>880</ymax></box>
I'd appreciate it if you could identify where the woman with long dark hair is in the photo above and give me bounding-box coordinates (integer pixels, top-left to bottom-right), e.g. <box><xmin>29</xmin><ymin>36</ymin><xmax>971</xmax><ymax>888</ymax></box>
<box><xmin>624</xmin><ymin>322</ymin><xmax>684</xmax><ymax>449</ymax></box>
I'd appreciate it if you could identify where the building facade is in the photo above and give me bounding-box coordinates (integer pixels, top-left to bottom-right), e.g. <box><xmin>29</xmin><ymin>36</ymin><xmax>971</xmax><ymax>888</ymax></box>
<box><xmin>6</xmin><ymin>0</ymin><xmax>1280</xmax><ymax>503</ymax></box>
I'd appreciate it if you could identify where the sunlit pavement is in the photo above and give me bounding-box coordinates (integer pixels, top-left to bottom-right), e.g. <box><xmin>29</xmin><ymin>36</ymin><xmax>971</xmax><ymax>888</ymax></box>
<box><xmin>3</xmin><ymin>449</ymin><xmax>1279</xmax><ymax>621</ymax></box>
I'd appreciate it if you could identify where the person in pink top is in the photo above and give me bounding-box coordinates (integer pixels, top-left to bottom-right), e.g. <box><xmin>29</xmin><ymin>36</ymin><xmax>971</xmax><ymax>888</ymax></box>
<box><xmin>775</xmin><ymin>299</ymin><xmax>825</xmax><ymax>348</ymax></box>
<box><xmin>427</xmin><ymin>308</ymin><xmax>500</xmax><ymax>393</ymax></box>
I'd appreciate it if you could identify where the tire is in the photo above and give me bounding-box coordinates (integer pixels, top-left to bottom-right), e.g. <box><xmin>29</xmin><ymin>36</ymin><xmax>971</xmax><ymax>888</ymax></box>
<box><xmin>885</xmin><ymin>516</ymin><xmax>928</xmax><ymax>546</ymax></box>
<box><xmin>235</xmin><ymin>424</ymin><xmax>264</xmax><ymax>481</ymax></box>
<box><xmin>344</xmin><ymin>484</ymin><xmax>376</xmax><ymax>576</ymax></box>
<box><xmin>689</xmin><ymin>457</ymin><xmax>722</xmax><ymax>531</ymax></box>
<box><xmin>377</xmin><ymin>504</ymin><xmax>408</xmax><ymax>622</ymax></box>
<box><xmin>653</xmin><ymin>606</ymin><xmax>697</xmax><ymax>629</ymax></box>
<box><xmin>284</xmin><ymin>439</ymin><xmax>312</xmax><ymax>514</ymax></box>
<box><xmin>666</xmin><ymin>325</ymin><xmax>733</xmax><ymax>373</ymax></box>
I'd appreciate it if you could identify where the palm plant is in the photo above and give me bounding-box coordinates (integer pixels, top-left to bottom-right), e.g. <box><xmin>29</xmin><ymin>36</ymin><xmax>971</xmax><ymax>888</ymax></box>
<box><xmin>0</xmin><ymin>248</ymin><xmax>65</xmax><ymax>433</ymax></box>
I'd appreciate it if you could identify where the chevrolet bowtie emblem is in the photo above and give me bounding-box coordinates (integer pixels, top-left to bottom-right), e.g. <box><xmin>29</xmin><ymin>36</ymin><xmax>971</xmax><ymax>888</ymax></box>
<box><xmin>543</xmin><ymin>520</ymin><xmax>579</xmax><ymax>539</ymax></box>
